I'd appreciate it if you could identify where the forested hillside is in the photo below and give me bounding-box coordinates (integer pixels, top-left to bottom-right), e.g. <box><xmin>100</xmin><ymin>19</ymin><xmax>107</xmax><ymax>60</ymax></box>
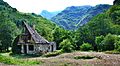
<box><xmin>51</xmin><ymin>4</ymin><xmax>111</xmax><ymax>30</ymax></box>
<box><xmin>0</xmin><ymin>0</ymin><xmax>70</xmax><ymax>52</ymax></box>
<box><xmin>75</xmin><ymin>0</ymin><xmax>120</xmax><ymax>51</ymax></box>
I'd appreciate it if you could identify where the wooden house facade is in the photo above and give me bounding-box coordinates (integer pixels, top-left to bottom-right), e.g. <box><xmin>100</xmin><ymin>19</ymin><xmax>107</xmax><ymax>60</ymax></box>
<box><xmin>17</xmin><ymin>22</ymin><xmax>56</xmax><ymax>54</ymax></box>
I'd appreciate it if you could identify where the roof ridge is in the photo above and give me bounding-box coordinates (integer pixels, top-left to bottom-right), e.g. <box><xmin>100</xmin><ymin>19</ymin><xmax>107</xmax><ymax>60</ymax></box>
<box><xmin>23</xmin><ymin>22</ymin><xmax>49</xmax><ymax>44</ymax></box>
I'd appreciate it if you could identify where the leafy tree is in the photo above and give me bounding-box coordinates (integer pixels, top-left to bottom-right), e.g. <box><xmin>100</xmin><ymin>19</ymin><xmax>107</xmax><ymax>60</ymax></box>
<box><xmin>12</xmin><ymin>35</ymin><xmax>21</xmax><ymax>54</ymax></box>
<box><xmin>95</xmin><ymin>35</ymin><xmax>104</xmax><ymax>51</ymax></box>
<box><xmin>114</xmin><ymin>40</ymin><xmax>120</xmax><ymax>51</ymax></box>
<box><xmin>0</xmin><ymin>13</ymin><xmax>19</xmax><ymax>51</ymax></box>
<box><xmin>60</xmin><ymin>39</ymin><xmax>74</xmax><ymax>52</ymax></box>
<box><xmin>100</xmin><ymin>34</ymin><xmax>118</xmax><ymax>51</ymax></box>
<box><xmin>109</xmin><ymin>5</ymin><xmax>120</xmax><ymax>24</ymax></box>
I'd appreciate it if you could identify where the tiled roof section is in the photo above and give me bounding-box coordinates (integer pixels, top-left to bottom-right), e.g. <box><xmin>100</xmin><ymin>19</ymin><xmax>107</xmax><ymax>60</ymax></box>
<box><xmin>23</xmin><ymin>22</ymin><xmax>49</xmax><ymax>44</ymax></box>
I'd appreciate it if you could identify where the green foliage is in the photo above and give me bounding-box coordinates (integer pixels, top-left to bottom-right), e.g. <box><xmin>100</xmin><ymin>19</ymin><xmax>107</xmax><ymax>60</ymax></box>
<box><xmin>100</xmin><ymin>34</ymin><xmax>118</xmax><ymax>51</ymax></box>
<box><xmin>109</xmin><ymin>5</ymin><xmax>120</xmax><ymax>24</ymax></box>
<box><xmin>0</xmin><ymin>54</ymin><xmax>41</xmax><ymax>65</ymax></box>
<box><xmin>0</xmin><ymin>13</ymin><xmax>19</xmax><ymax>52</ymax></box>
<box><xmin>52</xmin><ymin>27</ymin><xmax>74</xmax><ymax>49</ymax></box>
<box><xmin>95</xmin><ymin>34</ymin><xmax>120</xmax><ymax>51</ymax></box>
<box><xmin>80</xmin><ymin>43</ymin><xmax>93</xmax><ymax>51</ymax></box>
<box><xmin>114</xmin><ymin>40</ymin><xmax>120</xmax><ymax>51</ymax></box>
<box><xmin>95</xmin><ymin>35</ymin><xmax>104</xmax><ymax>51</ymax></box>
<box><xmin>43</xmin><ymin>50</ymin><xmax>62</xmax><ymax>57</ymax></box>
<box><xmin>12</xmin><ymin>35</ymin><xmax>21</xmax><ymax>54</ymax></box>
<box><xmin>60</xmin><ymin>39</ymin><xmax>74</xmax><ymax>52</ymax></box>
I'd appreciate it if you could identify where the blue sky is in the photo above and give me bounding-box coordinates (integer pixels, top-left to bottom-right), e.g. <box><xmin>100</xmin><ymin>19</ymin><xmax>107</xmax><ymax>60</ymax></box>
<box><xmin>3</xmin><ymin>0</ymin><xmax>114</xmax><ymax>14</ymax></box>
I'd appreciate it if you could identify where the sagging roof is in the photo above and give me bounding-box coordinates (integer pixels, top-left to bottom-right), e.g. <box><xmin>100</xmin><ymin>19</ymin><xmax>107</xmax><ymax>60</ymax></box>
<box><xmin>23</xmin><ymin>21</ymin><xmax>49</xmax><ymax>44</ymax></box>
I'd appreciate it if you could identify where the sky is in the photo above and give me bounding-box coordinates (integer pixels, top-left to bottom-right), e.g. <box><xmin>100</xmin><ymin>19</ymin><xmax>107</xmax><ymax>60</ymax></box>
<box><xmin>3</xmin><ymin>0</ymin><xmax>114</xmax><ymax>14</ymax></box>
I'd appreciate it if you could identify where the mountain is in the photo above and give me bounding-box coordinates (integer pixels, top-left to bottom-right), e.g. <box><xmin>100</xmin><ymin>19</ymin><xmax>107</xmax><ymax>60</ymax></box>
<box><xmin>51</xmin><ymin>4</ymin><xmax>111</xmax><ymax>30</ymax></box>
<box><xmin>40</xmin><ymin>10</ymin><xmax>61</xmax><ymax>19</ymax></box>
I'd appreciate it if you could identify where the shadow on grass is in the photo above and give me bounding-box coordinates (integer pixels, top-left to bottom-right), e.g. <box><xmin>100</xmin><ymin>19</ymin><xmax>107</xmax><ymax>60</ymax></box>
<box><xmin>9</xmin><ymin>53</ymin><xmax>42</xmax><ymax>59</ymax></box>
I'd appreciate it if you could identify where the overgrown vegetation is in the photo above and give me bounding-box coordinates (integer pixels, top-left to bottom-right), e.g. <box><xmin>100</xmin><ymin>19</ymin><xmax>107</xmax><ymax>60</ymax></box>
<box><xmin>0</xmin><ymin>54</ymin><xmax>42</xmax><ymax>65</ymax></box>
<box><xmin>43</xmin><ymin>50</ymin><xmax>63</xmax><ymax>57</ymax></box>
<box><xmin>80</xmin><ymin>43</ymin><xmax>93</xmax><ymax>51</ymax></box>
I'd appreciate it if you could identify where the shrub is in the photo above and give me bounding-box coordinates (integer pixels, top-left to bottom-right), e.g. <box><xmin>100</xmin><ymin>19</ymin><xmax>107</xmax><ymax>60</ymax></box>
<box><xmin>43</xmin><ymin>50</ymin><xmax>62</xmax><ymax>57</ymax></box>
<box><xmin>80</xmin><ymin>43</ymin><xmax>93</xmax><ymax>51</ymax></box>
<box><xmin>95</xmin><ymin>34</ymin><xmax>119</xmax><ymax>51</ymax></box>
<box><xmin>60</xmin><ymin>39</ymin><xmax>74</xmax><ymax>52</ymax></box>
<box><xmin>95</xmin><ymin>35</ymin><xmax>104</xmax><ymax>51</ymax></box>
<box><xmin>101</xmin><ymin>34</ymin><xmax>118</xmax><ymax>51</ymax></box>
<box><xmin>114</xmin><ymin>40</ymin><xmax>120</xmax><ymax>51</ymax></box>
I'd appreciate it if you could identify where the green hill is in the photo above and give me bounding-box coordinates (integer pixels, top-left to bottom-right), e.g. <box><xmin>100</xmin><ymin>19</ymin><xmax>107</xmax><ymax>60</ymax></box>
<box><xmin>51</xmin><ymin>4</ymin><xmax>111</xmax><ymax>30</ymax></box>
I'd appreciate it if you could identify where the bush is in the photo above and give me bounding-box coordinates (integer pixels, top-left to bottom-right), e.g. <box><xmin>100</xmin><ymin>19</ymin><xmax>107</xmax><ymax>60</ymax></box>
<box><xmin>95</xmin><ymin>34</ymin><xmax>119</xmax><ymax>51</ymax></box>
<box><xmin>80</xmin><ymin>43</ymin><xmax>93</xmax><ymax>51</ymax></box>
<box><xmin>60</xmin><ymin>39</ymin><xmax>74</xmax><ymax>52</ymax></box>
<box><xmin>101</xmin><ymin>34</ymin><xmax>119</xmax><ymax>51</ymax></box>
<box><xmin>114</xmin><ymin>40</ymin><xmax>120</xmax><ymax>51</ymax></box>
<box><xmin>95</xmin><ymin>35</ymin><xmax>104</xmax><ymax>51</ymax></box>
<box><xmin>43</xmin><ymin>50</ymin><xmax>62</xmax><ymax>57</ymax></box>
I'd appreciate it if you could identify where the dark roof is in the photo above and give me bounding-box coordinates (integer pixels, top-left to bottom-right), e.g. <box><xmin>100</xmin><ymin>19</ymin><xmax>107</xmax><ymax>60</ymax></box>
<box><xmin>23</xmin><ymin>22</ymin><xmax>49</xmax><ymax>44</ymax></box>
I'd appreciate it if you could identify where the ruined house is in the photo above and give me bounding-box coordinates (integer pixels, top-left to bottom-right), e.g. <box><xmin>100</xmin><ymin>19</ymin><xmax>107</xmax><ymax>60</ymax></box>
<box><xmin>17</xmin><ymin>21</ymin><xmax>56</xmax><ymax>54</ymax></box>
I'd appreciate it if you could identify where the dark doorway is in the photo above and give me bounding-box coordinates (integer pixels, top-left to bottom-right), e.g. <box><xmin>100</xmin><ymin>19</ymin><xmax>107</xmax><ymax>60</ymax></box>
<box><xmin>51</xmin><ymin>45</ymin><xmax>54</xmax><ymax>52</ymax></box>
<box><xmin>24</xmin><ymin>45</ymin><xmax>27</xmax><ymax>54</ymax></box>
<box><xmin>17</xmin><ymin>45</ymin><xmax>21</xmax><ymax>53</ymax></box>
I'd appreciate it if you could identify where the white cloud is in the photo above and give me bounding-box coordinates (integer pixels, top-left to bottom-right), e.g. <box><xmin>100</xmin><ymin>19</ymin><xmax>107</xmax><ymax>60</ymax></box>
<box><xmin>3</xmin><ymin>0</ymin><xmax>114</xmax><ymax>14</ymax></box>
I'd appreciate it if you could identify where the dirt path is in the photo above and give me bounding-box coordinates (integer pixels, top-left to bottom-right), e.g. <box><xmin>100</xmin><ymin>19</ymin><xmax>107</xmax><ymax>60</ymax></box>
<box><xmin>27</xmin><ymin>52</ymin><xmax>120</xmax><ymax>66</ymax></box>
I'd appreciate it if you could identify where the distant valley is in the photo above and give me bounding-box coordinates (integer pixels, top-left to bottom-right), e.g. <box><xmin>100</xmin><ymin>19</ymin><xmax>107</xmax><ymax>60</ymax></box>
<box><xmin>51</xmin><ymin>4</ymin><xmax>111</xmax><ymax>30</ymax></box>
<box><xmin>40</xmin><ymin>10</ymin><xmax>61</xmax><ymax>19</ymax></box>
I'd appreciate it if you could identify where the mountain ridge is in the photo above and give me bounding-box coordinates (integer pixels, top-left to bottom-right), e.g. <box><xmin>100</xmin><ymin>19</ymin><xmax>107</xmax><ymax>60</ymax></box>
<box><xmin>51</xmin><ymin>4</ymin><xmax>111</xmax><ymax>30</ymax></box>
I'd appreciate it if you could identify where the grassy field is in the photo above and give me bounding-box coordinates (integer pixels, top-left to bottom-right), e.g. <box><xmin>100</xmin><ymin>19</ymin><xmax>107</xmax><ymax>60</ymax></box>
<box><xmin>0</xmin><ymin>52</ymin><xmax>42</xmax><ymax>66</ymax></box>
<box><xmin>0</xmin><ymin>51</ymin><xmax>120</xmax><ymax>66</ymax></box>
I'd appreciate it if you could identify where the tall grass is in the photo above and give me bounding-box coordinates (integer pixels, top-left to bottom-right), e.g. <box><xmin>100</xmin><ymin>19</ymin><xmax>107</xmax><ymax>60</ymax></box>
<box><xmin>0</xmin><ymin>54</ymin><xmax>42</xmax><ymax>65</ymax></box>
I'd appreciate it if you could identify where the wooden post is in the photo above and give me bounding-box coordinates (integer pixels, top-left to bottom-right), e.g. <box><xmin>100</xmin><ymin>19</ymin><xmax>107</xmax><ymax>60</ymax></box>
<box><xmin>26</xmin><ymin>44</ymin><xmax>29</xmax><ymax>54</ymax></box>
<box><xmin>21</xmin><ymin>44</ymin><xmax>24</xmax><ymax>53</ymax></box>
